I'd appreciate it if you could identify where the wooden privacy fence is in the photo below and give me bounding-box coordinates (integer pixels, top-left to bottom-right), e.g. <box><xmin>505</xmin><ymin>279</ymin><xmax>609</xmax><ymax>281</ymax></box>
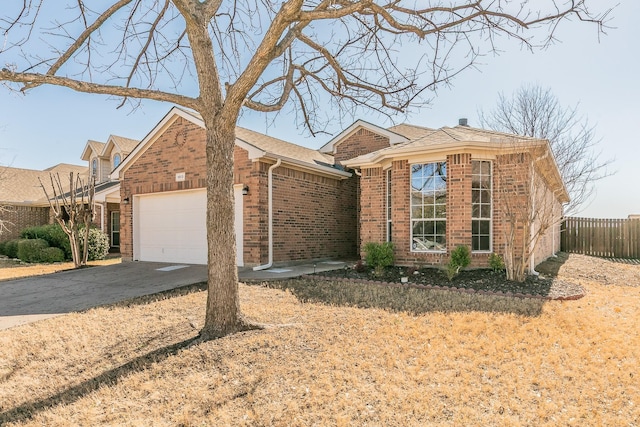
<box><xmin>562</xmin><ymin>217</ymin><xmax>640</xmax><ymax>259</ymax></box>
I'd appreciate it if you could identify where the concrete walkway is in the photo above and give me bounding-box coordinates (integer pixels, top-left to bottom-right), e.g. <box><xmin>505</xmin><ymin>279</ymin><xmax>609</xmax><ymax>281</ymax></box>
<box><xmin>0</xmin><ymin>260</ymin><xmax>347</xmax><ymax>331</ymax></box>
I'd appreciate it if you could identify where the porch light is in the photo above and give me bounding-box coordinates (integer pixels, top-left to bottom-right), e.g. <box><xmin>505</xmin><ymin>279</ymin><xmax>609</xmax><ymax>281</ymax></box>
<box><xmin>242</xmin><ymin>185</ymin><xmax>249</xmax><ymax>196</ymax></box>
<box><xmin>123</xmin><ymin>197</ymin><xmax>130</xmax><ymax>205</ymax></box>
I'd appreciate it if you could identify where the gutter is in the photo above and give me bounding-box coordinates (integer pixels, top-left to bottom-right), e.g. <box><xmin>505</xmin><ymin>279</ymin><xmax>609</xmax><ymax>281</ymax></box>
<box><xmin>253</xmin><ymin>158</ymin><xmax>282</xmax><ymax>271</ymax></box>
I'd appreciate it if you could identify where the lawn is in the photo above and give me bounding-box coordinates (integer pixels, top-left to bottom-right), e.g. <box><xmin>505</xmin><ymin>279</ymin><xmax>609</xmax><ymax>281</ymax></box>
<box><xmin>0</xmin><ymin>254</ymin><xmax>639</xmax><ymax>426</ymax></box>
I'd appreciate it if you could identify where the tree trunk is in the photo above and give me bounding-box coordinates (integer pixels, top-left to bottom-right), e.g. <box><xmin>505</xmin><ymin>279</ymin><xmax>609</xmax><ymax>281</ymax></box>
<box><xmin>199</xmin><ymin>119</ymin><xmax>258</xmax><ymax>340</ymax></box>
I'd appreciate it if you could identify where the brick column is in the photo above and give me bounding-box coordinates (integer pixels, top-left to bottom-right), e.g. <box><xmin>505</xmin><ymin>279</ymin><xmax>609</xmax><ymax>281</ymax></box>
<box><xmin>447</xmin><ymin>153</ymin><xmax>472</xmax><ymax>251</ymax></box>
<box><xmin>359</xmin><ymin>166</ymin><xmax>385</xmax><ymax>258</ymax></box>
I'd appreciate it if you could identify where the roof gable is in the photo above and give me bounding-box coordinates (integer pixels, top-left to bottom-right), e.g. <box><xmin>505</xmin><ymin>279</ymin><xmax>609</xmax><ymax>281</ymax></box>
<box><xmin>112</xmin><ymin>107</ymin><xmax>349</xmax><ymax>180</ymax></box>
<box><xmin>319</xmin><ymin>120</ymin><xmax>410</xmax><ymax>154</ymax></box>
<box><xmin>103</xmin><ymin>135</ymin><xmax>140</xmax><ymax>159</ymax></box>
<box><xmin>80</xmin><ymin>140</ymin><xmax>106</xmax><ymax>161</ymax></box>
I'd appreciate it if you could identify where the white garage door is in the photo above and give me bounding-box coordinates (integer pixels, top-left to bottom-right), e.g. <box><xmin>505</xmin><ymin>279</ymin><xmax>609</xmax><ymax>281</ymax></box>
<box><xmin>134</xmin><ymin>188</ymin><xmax>243</xmax><ymax>266</ymax></box>
<box><xmin>134</xmin><ymin>189</ymin><xmax>207</xmax><ymax>264</ymax></box>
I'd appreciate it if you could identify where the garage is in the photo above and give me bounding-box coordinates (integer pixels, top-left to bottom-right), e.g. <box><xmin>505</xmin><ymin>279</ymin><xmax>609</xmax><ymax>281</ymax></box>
<box><xmin>134</xmin><ymin>189</ymin><xmax>207</xmax><ymax>264</ymax></box>
<box><xmin>133</xmin><ymin>188</ymin><xmax>243</xmax><ymax>266</ymax></box>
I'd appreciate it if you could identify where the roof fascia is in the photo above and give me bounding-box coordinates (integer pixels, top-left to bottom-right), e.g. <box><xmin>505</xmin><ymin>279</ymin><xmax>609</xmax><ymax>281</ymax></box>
<box><xmin>319</xmin><ymin>120</ymin><xmax>410</xmax><ymax>154</ymax></box>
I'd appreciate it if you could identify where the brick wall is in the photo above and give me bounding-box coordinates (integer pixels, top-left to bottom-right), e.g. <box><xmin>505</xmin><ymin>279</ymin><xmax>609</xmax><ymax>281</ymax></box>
<box><xmin>493</xmin><ymin>152</ymin><xmax>532</xmax><ymax>270</ymax></box>
<box><xmin>0</xmin><ymin>205</ymin><xmax>50</xmax><ymax>241</ymax></box>
<box><xmin>359</xmin><ymin>152</ymin><xmax>545</xmax><ymax>270</ymax></box>
<box><xmin>271</xmin><ymin>166</ymin><xmax>357</xmax><ymax>262</ymax></box>
<box><xmin>334</xmin><ymin>128</ymin><xmax>390</xmax><ymax>163</ymax></box>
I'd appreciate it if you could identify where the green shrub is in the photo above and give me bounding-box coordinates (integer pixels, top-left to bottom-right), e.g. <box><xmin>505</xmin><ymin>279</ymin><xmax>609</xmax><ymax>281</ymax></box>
<box><xmin>446</xmin><ymin>245</ymin><xmax>471</xmax><ymax>281</ymax></box>
<box><xmin>489</xmin><ymin>253</ymin><xmax>505</xmax><ymax>273</ymax></box>
<box><xmin>0</xmin><ymin>241</ymin><xmax>6</xmax><ymax>256</ymax></box>
<box><xmin>364</xmin><ymin>242</ymin><xmax>394</xmax><ymax>276</ymax></box>
<box><xmin>17</xmin><ymin>238</ymin><xmax>50</xmax><ymax>263</ymax></box>
<box><xmin>80</xmin><ymin>227</ymin><xmax>110</xmax><ymax>261</ymax></box>
<box><xmin>39</xmin><ymin>247</ymin><xmax>66</xmax><ymax>263</ymax></box>
<box><xmin>4</xmin><ymin>239</ymin><xmax>24</xmax><ymax>259</ymax></box>
<box><xmin>21</xmin><ymin>224</ymin><xmax>72</xmax><ymax>260</ymax></box>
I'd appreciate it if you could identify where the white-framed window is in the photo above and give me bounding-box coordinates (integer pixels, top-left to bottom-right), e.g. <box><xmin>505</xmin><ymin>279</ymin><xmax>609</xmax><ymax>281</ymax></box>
<box><xmin>113</xmin><ymin>153</ymin><xmax>121</xmax><ymax>169</ymax></box>
<box><xmin>411</xmin><ymin>162</ymin><xmax>447</xmax><ymax>252</ymax></box>
<box><xmin>386</xmin><ymin>168</ymin><xmax>392</xmax><ymax>242</ymax></box>
<box><xmin>91</xmin><ymin>158</ymin><xmax>98</xmax><ymax>176</ymax></box>
<box><xmin>472</xmin><ymin>160</ymin><xmax>492</xmax><ymax>252</ymax></box>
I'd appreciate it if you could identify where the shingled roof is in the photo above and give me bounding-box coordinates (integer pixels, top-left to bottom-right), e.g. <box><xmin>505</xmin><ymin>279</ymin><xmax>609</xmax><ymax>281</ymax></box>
<box><xmin>0</xmin><ymin>163</ymin><xmax>88</xmax><ymax>205</ymax></box>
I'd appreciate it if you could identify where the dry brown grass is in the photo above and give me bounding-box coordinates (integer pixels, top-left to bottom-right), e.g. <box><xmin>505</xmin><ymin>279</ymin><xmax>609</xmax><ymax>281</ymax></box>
<box><xmin>0</xmin><ymin>257</ymin><xmax>121</xmax><ymax>281</ymax></box>
<box><xmin>1</xmin><ymin>254</ymin><xmax>639</xmax><ymax>426</ymax></box>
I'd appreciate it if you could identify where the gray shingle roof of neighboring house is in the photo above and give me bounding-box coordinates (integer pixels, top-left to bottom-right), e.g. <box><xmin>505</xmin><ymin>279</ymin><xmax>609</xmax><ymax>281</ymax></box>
<box><xmin>109</xmin><ymin>135</ymin><xmax>140</xmax><ymax>154</ymax></box>
<box><xmin>0</xmin><ymin>163</ymin><xmax>88</xmax><ymax>205</ymax></box>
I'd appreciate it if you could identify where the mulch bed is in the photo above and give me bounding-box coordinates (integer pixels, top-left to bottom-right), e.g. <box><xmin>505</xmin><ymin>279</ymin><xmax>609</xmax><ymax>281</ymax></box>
<box><xmin>309</xmin><ymin>264</ymin><xmax>585</xmax><ymax>300</ymax></box>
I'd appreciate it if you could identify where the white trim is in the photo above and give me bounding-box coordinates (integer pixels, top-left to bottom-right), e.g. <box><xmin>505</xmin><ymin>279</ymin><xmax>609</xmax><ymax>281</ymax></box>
<box><xmin>319</xmin><ymin>119</ymin><xmax>409</xmax><ymax>154</ymax></box>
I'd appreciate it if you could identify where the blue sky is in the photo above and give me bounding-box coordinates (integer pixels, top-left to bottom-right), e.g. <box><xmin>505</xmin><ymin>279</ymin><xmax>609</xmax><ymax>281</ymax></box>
<box><xmin>1</xmin><ymin>1</ymin><xmax>637</xmax><ymax>218</ymax></box>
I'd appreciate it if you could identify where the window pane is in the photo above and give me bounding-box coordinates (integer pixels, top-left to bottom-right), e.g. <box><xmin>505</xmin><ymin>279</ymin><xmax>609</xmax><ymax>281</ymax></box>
<box><xmin>412</xmin><ymin>206</ymin><xmax>423</xmax><ymax>219</ymax></box>
<box><xmin>435</xmin><ymin>220</ymin><xmax>446</xmax><ymax>235</ymax></box>
<box><xmin>472</xmin><ymin>220</ymin><xmax>479</xmax><ymax>234</ymax></box>
<box><xmin>481</xmin><ymin>190</ymin><xmax>491</xmax><ymax>203</ymax></box>
<box><xmin>479</xmin><ymin>236</ymin><xmax>490</xmax><ymax>251</ymax></box>
<box><xmin>480</xmin><ymin>220</ymin><xmax>490</xmax><ymax>235</ymax></box>
<box><xmin>435</xmin><ymin>204</ymin><xmax>446</xmax><ymax>218</ymax></box>
<box><xmin>472</xmin><ymin>189</ymin><xmax>480</xmax><ymax>204</ymax></box>
<box><xmin>435</xmin><ymin>191</ymin><xmax>446</xmax><ymax>205</ymax></box>
<box><xmin>481</xmin><ymin>204</ymin><xmax>491</xmax><ymax>218</ymax></box>
<box><xmin>472</xmin><ymin>205</ymin><xmax>480</xmax><ymax>218</ymax></box>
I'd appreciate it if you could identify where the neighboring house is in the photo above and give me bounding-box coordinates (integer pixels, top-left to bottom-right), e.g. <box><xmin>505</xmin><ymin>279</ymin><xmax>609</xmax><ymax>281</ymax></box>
<box><xmin>629</xmin><ymin>214</ymin><xmax>640</xmax><ymax>220</ymax></box>
<box><xmin>335</xmin><ymin>120</ymin><xmax>568</xmax><ymax>271</ymax></box>
<box><xmin>0</xmin><ymin>163</ymin><xmax>88</xmax><ymax>240</ymax></box>
<box><xmin>80</xmin><ymin>135</ymin><xmax>140</xmax><ymax>251</ymax></box>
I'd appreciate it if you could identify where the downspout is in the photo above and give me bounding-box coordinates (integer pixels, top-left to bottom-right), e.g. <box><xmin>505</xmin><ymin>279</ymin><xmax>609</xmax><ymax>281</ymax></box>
<box><xmin>253</xmin><ymin>158</ymin><xmax>282</xmax><ymax>271</ymax></box>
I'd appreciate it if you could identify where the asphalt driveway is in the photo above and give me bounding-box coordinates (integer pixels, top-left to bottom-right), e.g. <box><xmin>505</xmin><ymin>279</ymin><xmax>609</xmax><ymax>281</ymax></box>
<box><xmin>0</xmin><ymin>259</ymin><xmax>348</xmax><ymax>331</ymax></box>
<box><xmin>0</xmin><ymin>262</ymin><xmax>207</xmax><ymax>331</ymax></box>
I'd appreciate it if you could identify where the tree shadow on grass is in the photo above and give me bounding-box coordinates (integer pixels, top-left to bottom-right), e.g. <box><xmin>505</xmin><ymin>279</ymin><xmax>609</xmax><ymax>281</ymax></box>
<box><xmin>0</xmin><ymin>336</ymin><xmax>199</xmax><ymax>425</ymax></box>
<box><xmin>535</xmin><ymin>252</ymin><xmax>570</xmax><ymax>277</ymax></box>
<box><xmin>264</xmin><ymin>278</ymin><xmax>546</xmax><ymax>318</ymax></box>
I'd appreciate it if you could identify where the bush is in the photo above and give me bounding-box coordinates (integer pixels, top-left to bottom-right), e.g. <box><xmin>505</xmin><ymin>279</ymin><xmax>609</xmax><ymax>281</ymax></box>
<box><xmin>364</xmin><ymin>242</ymin><xmax>394</xmax><ymax>276</ymax></box>
<box><xmin>447</xmin><ymin>245</ymin><xmax>471</xmax><ymax>281</ymax></box>
<box><xmin>0</xmin><ymin>241</ymin><xmax>6</xmax><ymax>256</ymax></box>
<box><xmin>3</xmin><ymin>239</ymin><xmax>24</xmax><ymax>259</ymax></box>
<box><xmin>80</xmin><ymin>227</ymin><xmax>110</xmax><ymax>261</ymax></box>
<box><xmin>489</xmin><ymin>253</ymin><xmax>505</xmax><ymax>273</ymax></box>
<box><xmin>21</xmin><ymin>224</ymin><xmax>72</xmax><ymax>260</ymax></box>
<box><xmin>39</xmin><ymin>247</ymin><xmax>66</xmax><ymax>263</ymax></box>
<box><xmin>17</xmin><ymin>238</ymin><xmax>50</xmax><ymax>263</ymax></box>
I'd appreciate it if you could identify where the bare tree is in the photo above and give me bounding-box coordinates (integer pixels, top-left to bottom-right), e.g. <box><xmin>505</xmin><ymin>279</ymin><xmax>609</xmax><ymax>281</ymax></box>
<box><xmin>494</xmin><ymin>146</ymin><xmax>565</xmax><ymax>282</ymax></box>
<box><xmin>0</xmin><ymin>1</ymin><xmax>610</xmax><ymax>338</ymax></box>
<box><xmin>39</xmin><ymin>173</ymin><xmax>95</xmax><ymax>268</ymax></box>
<box><xmin>479</xmin><ymin>84</ymin><xmax>612</xmax><ymax>215</ymax></box>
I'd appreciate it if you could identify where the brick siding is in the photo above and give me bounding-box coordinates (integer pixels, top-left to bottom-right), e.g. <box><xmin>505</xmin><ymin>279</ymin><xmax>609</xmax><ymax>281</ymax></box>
<box><xmin>272</xmin><ymin>166</ymin><xmax>357</xmax><ymax>262</ymax></box>
<box><xmin>0</xmin><ymin>205</ymin><xmax>50</xmax><ymax>241</ymax></box>
<box><xmin>359</xmin><ymin>151</ymin><xmax>558</xmax><ymax>270</ymax></box>
<box><xmin>334</xmin><ymin>128</ymin><xmax>390</xmax><ymax>163</ymax></box>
